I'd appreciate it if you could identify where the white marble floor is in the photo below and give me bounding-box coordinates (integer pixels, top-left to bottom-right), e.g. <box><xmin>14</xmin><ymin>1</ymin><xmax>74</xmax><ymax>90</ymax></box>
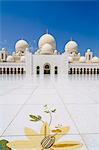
<box><xmin>0</xmin><ymin>74</ymin><xmax>99</xmax><ymax>150</ymax></box>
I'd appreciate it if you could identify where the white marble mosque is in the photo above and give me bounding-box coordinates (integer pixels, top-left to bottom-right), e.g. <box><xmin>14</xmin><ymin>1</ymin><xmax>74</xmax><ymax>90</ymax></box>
<box><xmin>0</xmin><ymin>32</ymin><xmax>99</xmax><ymax>150</ymax></box>
<box><xmin>0</xmin><ymin>32</ymin><xmax>99</xmax><ymax>75</ymax></box>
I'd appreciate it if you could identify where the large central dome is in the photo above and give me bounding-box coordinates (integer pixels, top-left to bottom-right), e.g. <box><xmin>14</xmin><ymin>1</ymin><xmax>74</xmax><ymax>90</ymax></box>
<box><xmin>38</xmin><ymin>33</ymin><xmax>56</xmax><ymax>50</ymax></box>
<box><xmin>40</xmin><ymin>43</ymin><xmax>53</xmax><ymax>55</ymax></box>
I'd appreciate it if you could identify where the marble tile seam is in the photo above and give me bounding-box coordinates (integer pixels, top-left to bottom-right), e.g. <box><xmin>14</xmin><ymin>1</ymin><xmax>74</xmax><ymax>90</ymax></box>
<box><xmin>0</xmin><ymin>86</ymin><xmax>39</xmax><ymax>137</ymax></box>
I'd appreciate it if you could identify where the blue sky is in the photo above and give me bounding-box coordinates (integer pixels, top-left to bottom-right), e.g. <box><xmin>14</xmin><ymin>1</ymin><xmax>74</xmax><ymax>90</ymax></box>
<box><xmin>0</xmin><ymin>1</ymin><xmax>99</xmax><ymax>56</ymax></box>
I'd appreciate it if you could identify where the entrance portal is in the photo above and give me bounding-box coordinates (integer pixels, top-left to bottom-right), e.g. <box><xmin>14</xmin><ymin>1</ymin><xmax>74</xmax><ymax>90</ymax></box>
<box><xmin>44</xmin><ymin>64</ymin><xmax>50</xmax><ymax>74</ymax></box>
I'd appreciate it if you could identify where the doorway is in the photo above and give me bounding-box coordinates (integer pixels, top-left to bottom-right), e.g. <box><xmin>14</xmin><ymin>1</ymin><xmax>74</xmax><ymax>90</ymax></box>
<box><xmin>44</xmin><ymin>64</ymin><xmax>50</xmax><ymax>74</ymax></box>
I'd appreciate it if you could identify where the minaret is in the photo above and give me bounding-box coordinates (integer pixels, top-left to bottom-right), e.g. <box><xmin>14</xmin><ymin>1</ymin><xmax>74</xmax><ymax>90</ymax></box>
<box><xmin>46</xmin><ymin>29</ymin><xmax>48</xmax><ymax>34</ymax></box>
<box><xmin>61</xmin><ymin>37</ymin><xmax>70</xmax><ymax>74</ymax></box>
<box><xmin>85</xmin><ymin>49</ymin><xmax>93</xmax><ymax>63</ymax></box>
<box><xmin>25</xmin><ymin>47</ymin><xmax>33</xmax><ymax>76</ymax></box>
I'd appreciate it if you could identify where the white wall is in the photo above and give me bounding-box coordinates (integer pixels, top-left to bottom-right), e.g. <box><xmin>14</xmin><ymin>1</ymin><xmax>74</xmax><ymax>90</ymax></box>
<box><xmin>32</xmin><ymin>54</ymin><xmax>66</xmax><ymax>75</ymax></box>
<box><xmin>0</xmin><ymin>62</ymin><xmax>25</xmax><ymax>69</ymax></box>
<box><xmin>69</xmin><ymin>62</ymin><xmax>99</xmax><ymax>69</ymax></box>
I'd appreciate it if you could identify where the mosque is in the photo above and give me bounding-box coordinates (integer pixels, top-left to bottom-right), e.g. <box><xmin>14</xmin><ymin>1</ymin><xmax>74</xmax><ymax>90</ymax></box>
<box><xmin>0</xmin><ymin>32</ymin><xmax>99</xmax><ymax>75</ymax></box>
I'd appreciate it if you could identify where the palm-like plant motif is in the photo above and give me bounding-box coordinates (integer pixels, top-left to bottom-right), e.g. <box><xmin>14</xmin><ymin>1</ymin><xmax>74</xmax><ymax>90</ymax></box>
<box><xmin>7</xmin><ymin>105</ymin><xmax>82</xmax><ymax>150</ymax></box>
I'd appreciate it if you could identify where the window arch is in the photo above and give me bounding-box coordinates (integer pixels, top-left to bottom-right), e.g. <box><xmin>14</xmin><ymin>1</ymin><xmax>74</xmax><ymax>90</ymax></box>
<box><xmin>77</xmin><ymin>68</ymin><xmax>79</xmax><ymax>74</ymax></box>
<box><xmin>36</xmin><ymin>66</ymin><xmax>40</xmax><ymax>74</ymax></box>
<box><xmin>7</xmin><ymin>68</ymin><xmax>9</xmax><ymax>74</ymax></box>
<box><xmin>44</xmin><ymin>65</ymin><xmax>50</xmax><ymax>69</ymax></box>
<box><xmin>21</xmin><ymin>68</ymin><xmax>24</xmax><ymax>74</ymax></box>
<box><xmin>69</xmin><ymin>68</ymin><xmax>72</xmax><ymax>74</ymax></box>
<box><xmin>80</xmin><ymin>68</ymin><xmax>82</xmax><ymax>74</ymax></box>
<box><xmin>89</xmin><ymin>54</ymin><xmax>91</xmax><ymax>60</ymax></box>
<box><xmin>0</xmin><ymin>68</ymin><xmax>2</xmax><ymax>74</ymax></box>
<box><xmin>73</xmin><ymin>68</ymin><xmax>75</xmax><ymax>74</ymax></box>
<box><xmin>3</xmin><ymin>68</ymin><xmax>6</xmax><ymax>74</ymax></box>
<box><xmin>18</xmin><ymin>68</ymin><xmax>20</xmax><ymax>74</ymax></box>
<box><xmin>87</xmin><ymin>68</ymin><xmax>89</xmax><ymax>74</ymax></box>
<box><xmin>97</xmin><ymin>68</ymin><xmax>99</xmax><ymax>74</ymax></box>
<box><xmin>54</xmin><ymin>66</ymin><xmax>58</xmax><ymax>74</ymax></box>
<box><xmin>84</xmin><ymin>68</ymin><xmax>86</xmax><ymax>74</ymax></box>
<box><xmin>1</xmin><ymin>53</ymin><xmax>3</xmax><ymax>59</ymax></box>
<box><xmin>37</xmin><ymin>66</ymin><xmax>40</xmax><ymax>69</ymax></box>
<box><xmin>94</xmin><ymin>68</ymin><xmax>96</xmax><ymax>74</ymax></box>
<box><xmin>90</xmin><ymin>68</ymin><xmax>92</xmax><ymax>74</ymax></box>
<box><xmin>14</xmin><ymin>68</ymin><xmax>16</xmax><ymax>74</ymax></box>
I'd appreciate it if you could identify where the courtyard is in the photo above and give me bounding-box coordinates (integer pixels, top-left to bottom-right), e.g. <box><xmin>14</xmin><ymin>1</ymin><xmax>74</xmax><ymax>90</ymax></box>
<box><xmin>0</xmin><ymin>74</ymin><xmax>99</xmax><ymax>150</ymax></box>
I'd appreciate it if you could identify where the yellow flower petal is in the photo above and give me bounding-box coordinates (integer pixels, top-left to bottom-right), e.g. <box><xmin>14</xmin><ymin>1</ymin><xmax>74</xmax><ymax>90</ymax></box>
<box><xmin>24</xmin><ymin>128</ymin><xmax>43</xmax><ymax>146</ymax></box>
<box><xmin>7</xmin><ymin>141</ymin><xmax>37</xmax><ymax>149</ymax></box>
<box><xmin>52</xmin><ymin>141</ymin><xmax>82</xmax><ymax>150</ymax></box>
<box><xmin>40</xmin><ymin>122</ymin><xmax>50</xmax><ymax>137</ymax></box>
<box><xmin>24</xmin><ymin>127</ymin><xmax>43</xmax><ymax>144</ymax></box>
<box><xmin>55</xmin><ymin>127</ymin><xmax>70</xmax><ymax>142</ymax></box>
<box><xmin>24</xmin><ymin>127</ymin><xmax>38</xmax><ymax>137</ymax></box>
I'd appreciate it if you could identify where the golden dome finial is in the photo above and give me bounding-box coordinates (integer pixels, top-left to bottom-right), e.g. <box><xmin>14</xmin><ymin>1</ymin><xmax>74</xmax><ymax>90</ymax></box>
<box><xmin>70</xmin><ymin>37</ymin><xmax>73</xmax><ymax>41</ymax></box>
<box><xmin>21</xmin><ymin>37</ymin><xmax>23</xmax><ymax>40</ymax></box>
<box><xmin>46</xmin><ymin>29</ymin><xmax>48</xmax><ymax>34</ymax></box>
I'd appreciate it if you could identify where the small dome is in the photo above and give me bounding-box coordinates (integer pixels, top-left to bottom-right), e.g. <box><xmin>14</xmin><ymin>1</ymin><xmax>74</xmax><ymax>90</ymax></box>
<box><xmin>15</xmin><ymin>39</ymin><xmax>29</xmax><ymax>53</ymax></box>
<box><xmin>38</xmin><ymin>33</ymin><xmax>56</xmax><ymax>49</ymax></box>
<box><xmin>20</xmin><ymin>56</ymin><xmax>25</xmax><ymax>62</ymax></box>
<box><xmin>12</xmin><ymin>52</ymin><xmax>15</xmax><ymax>55</ymax></box>
<box><xmin>65</xmin><ymin>40</ymin><xmax>78</xmax><ymax>54</ymax></box>
<box><xmin>2</xmin><ymin>48</ymin><xmax>7</xmax><ymax>51</ymax></box>
<box><xmin>7</xmin><ymin>55</ymin><xmax>14</xmax><ymax>62</ymax></box>
<box><xmin>40</xmin><ymin>43</ymin><xmax>53</xmax><ymax>55</ymax></box>
<box><xmin>79</xmin><ymin>56</ymin><xmax>86</xmax><ymax>63</ymax></box>
<box><xmin>54</xmin><ymin>50</ymin><xmax>58</xmax><ymax>55</ymax></box>
<box><xmin>68</xmin><ymin>56</ymin><xmax>73</xmax><ymax>63</ymax></box>
<box><xmin>91</xmin><ymin>56</ymin><xmax>99</xmax><ymax>63</ymax></box>
<box><xmin>78</xmin><ymin>53</ymin><xmax>80</xmax><ymax>56</ymax></box>
<box><xmin>37</xmin><ymin>49</ymin><xmax>40</xmax><ymax>53</ymax></box>
<box><xmin>87</xmin><ymin>49</ymin><xmax>91</xmax><ymax>52</ymax></box>
<box><xmin>34</xmin><ymin>52</ymin><xmax>38</xmax><ymax>55</ymax></box>
<box><xmin>35</xmin><ymin>49</ymin><xmax>40</xmax><ymax>55</ymax></box>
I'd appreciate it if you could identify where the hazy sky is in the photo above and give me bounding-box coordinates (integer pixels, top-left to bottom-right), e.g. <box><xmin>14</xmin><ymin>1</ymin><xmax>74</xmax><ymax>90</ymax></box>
<box><xmin>0</xmin><ymin>1</ymin><xmax>99</xmax><ymax>55</ymax></box>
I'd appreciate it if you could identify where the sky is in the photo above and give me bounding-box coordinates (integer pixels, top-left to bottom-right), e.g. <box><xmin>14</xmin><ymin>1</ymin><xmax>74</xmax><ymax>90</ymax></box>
<box><xmin>0</xmin><ymin>0</ymin><xmax>99</xmax><ymax>56</ymax></box>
